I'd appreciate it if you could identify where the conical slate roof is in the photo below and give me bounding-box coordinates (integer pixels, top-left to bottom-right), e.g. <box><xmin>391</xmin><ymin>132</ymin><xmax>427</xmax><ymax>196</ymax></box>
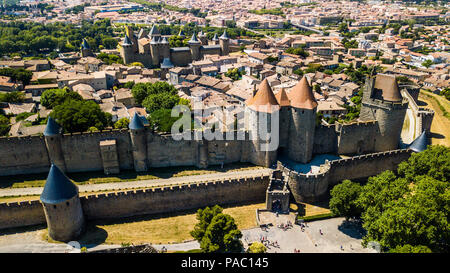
<box><xmin>150</xmin><ymin>36</ymin><xmax>158</xmax><ymax>44</ymax></box>
<box><xmin>374</xmin><ymin>74</ymin><xmax>402</xmax><ymax>102</ymax></box>
<box><xmin>220</xmin><ymin>29</ymin><xmax>229</xmax><ymax>39</ymax></box>
<box><xmin>289</xmin><ymin>77</ymin><xmax>318</xmax><ymax>109</ymax></box>
<box><xmin>149</xmin><ymin>25</ymin><xmax>160</xmax><ymax>36</ymax></box>
<box><xmin>123</xmin><ymin>34</ymin><xmax>133</xmax><ymax>46</ymax></box>
<box><xmin>129</xmin><ymin>112</ymin><xmax>145</xmax><ymax>130</ymax></box>
<box><xmin>199</xmin><ymin>30</ymin><xmax>206</xmax><ymax>36</ymax></box>
<box><xmin>189</xmin><ymin>33</ymin><xmax>201</xmax><ymax>44</ymax></box>
<box><xmin>44</xmin><ymin>116</ymin><xmax>61</xmax><ymax>136</ymax></box>
<box><xmin>81</xmin><ymin>38</ymin><xmax>90</xmax><ymax>49</ymax></box>
<box><xmin>178</xmin><ymin>28</ymin><xmax>185</xmax><ymax>37</ymax></box>
<box><xmin>40</xmin><ymin>164</ymin><xmax>78</xmax><ymax>204</ymax></box>
<box><xmin>408</xmin><ymin>131</ymin><xmax>428</xmax><ymax>153</ymax></box>
<box><xmin>246</xmin><ymin>78</ymin><xmax>279</xmax><ymax>113</ymax></box>
<box><xmin>212</xmin><ymin>33</ymin><xmax>218</xmax><ymax>41</ymax></box>
<box><xmin>160</xmin><ymin>36</ymin><xmax>169</xmax><ymax>44</ymax></box>
<box><xmin>138</xmin><ymin>28</ymin><xmax>148</xmax><ymax>39</ymax></box>
<box><xmin>275</xmin><ymin>88</ymin><xmax>290</xmax><ymax>107</ymax></box>
<box><xmin>161</xmin><ymin>57</ymin><xmax>174</xmax><ymax>69</ymax></box>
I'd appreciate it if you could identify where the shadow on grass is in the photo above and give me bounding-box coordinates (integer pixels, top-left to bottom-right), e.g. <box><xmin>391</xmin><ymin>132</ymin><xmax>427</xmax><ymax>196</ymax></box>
<box><xmin>77</xmin><ymin>225</ymin><xmax>108</xmax><ymax>247</ymax></box>
<box><xmin>0</xmin><ymin>224</ymin><xmax>46</xmax><ymax>236</ymax></box>
<box><xmin>337</xmin><ymin>219</ymin><xmax>366</xmax><ymax>239</ymax></box>
<box><xmin>417</xmin><ymin>100</ymin><xmax>428</xmax><ymax>106</ymax></box>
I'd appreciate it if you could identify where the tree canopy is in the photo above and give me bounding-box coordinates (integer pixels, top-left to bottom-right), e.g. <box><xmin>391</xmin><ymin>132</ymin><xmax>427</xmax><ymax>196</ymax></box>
<box><xmin>50</xmin><ymin>99</ymin><xmax>112</xmax><ymax>133</ymax></box>
<box><xmin>41</xmin><ymin>88</ymin><xmax>83</xmax><ymax>109</ymax></box>
<box><xmin>329</xmin><ymin>145</ymin><xmax>450</xmax><ymax>252</ymax></box>
<box><xmin>191</xmin><ymin>205</ymin><xmax>243</xmax><ymax>253</ymax></box>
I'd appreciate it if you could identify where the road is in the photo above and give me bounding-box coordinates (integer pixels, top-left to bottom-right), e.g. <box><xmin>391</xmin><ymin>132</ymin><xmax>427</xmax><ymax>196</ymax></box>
<box><xmin>0</xmin><ymin>168</ymin><xmax>273</xmax><ymax>198</ymax></box>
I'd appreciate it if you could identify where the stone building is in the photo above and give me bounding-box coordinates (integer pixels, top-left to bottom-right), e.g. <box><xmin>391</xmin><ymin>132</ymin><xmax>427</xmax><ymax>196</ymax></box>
<box><xmin>120</xmin><ymin>25</ymin><xmax>231</xmax><ymax>68</ymax></box>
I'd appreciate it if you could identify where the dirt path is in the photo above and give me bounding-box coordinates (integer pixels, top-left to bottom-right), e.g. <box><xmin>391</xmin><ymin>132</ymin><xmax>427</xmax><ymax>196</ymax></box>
<box><xmin>418</xmin><ymin>91</ymin><xmax>450</xmax><ymax>147</ymax></box>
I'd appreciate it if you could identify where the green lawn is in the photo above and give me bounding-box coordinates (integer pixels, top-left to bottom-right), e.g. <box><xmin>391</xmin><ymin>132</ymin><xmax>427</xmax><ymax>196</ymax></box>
<box><xmin>0</xmin><ymin>163</ymin><xmax>262</xmax><ymax>189</ymax></box>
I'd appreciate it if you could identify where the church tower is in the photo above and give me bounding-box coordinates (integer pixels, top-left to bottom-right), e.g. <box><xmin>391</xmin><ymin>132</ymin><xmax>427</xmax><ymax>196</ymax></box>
<box><xmin>287</xmin><ymin>77</ymin><xmax>318</xmax><ymax>163</ymax></box>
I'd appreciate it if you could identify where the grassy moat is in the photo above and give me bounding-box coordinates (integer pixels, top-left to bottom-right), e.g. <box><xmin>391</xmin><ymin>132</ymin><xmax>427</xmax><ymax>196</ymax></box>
<box><xmin>0</xmin><ymin>162</ymin><xmax>263</xmax><ymax>189</ymax></box>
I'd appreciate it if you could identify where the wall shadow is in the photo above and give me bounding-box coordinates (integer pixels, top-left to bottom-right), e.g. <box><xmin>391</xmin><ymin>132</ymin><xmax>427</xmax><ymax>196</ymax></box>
<box><xmin>417</xmin><ymin>100</ymin><xmax>428</xmax><ymax>106</ymax></box>
<box><xmin>430</xmin><ymin>132</ymin><xmax>445</xmax><ymax>139</ymax></box>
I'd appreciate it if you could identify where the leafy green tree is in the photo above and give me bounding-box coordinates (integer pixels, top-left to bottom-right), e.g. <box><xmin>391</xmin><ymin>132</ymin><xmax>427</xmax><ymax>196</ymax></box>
<box><xmin>191</xmin><ymin>206</ymin><xmax>243</xmax><ymax>253</ymax></box>
<box><xmin>0</xmin><ymin>91</ymin><xmax>25</xmax><ymax>103</ymax></box>
<box><xmin>50</xmin><ymin>99</ymin><xmax>112</xmax><ymax>133</ymax></box>
<box><xmin>285</xmin><ymin>47</ymin><xmax>309</xmax><ymax>58</ymax></box>
<box><xmin>330</xmin><ymin>180</ymin><xmax>363</xmax><ymax>220</ymax></box>
<box><xmin>149</xmin><ymin>108</ymin><xmax>181</xmax><ymax>133</ymax></box>
<box><xmin>114</xmin><ymin>117</ymin><xmax>130</xmax><ymax>129</ymax></box>
<box><xmin>397</xmin><ymin>145</ymin><xmax>450</xmax><ymax>183</ymax></box>
<box><xmin>41</xmin><ymin>88</ymin><xmax>83</xmax><ymax>109</ymax></box>
<box><xmin>421</xmin><ymin>59</ymin><xmax>433</xmax><ymax>68</ymax></box>
<box><xmin>248</xmin><ymin>242</ymin><xmax>266</xmax><ymax>253</ymax></box>
<box><xmin>0</xmin><ymin>114</ymin><xmax>10</xmax><ymax>136</ymax></box>
<box><xmin>0</xmin><ymin>68</ymin><xmax>32</xmax><ymax>85</ymax></box>
<box><xmin>390</xmin><ymin>244</ymin><xmax>432</xmax><ymax>253</ymax></box>
<box><xmin>143</xmin><ymin>92</ymin><xmax>180</xmax><ymax>113</ymax></box>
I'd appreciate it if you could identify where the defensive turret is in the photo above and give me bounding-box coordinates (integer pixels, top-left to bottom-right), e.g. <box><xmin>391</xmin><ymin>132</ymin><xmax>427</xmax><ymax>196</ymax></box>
<box><xmin>40</xmin><ymin>164</ymin><xmax>85</xmax><ymax>242</ymax></box>
<box><xmin>120</xmin><ymin>34</ymin><xmax>134</xmax><ymax>65</ymax></box>
<box><xmin>189</xmin><ymin>32</ymin><xmax>202</xmax><ymax>61</ymax></box>
<box><xmin>287</xmin><ymin>77</ymin><xmax>318</xmax><ymax>163</ymax></box>
<box><xmin>80</xmin><ymin>38</ymin><xmax>94</xmax><ymax>57</ymax></box>
<box><xmin>219</xmin><ymin>29</ymin><xmax>230</xmax><ymax>55</ymax></box>
<box><xmin>44</xmin><ymin>117</ymin><xmax>66</xmax><ymax>172</ymax></box>
<box><xmin>129</xmin><ymin>113</ymin><xmax>148</xmax><ymax>172</ymax></box>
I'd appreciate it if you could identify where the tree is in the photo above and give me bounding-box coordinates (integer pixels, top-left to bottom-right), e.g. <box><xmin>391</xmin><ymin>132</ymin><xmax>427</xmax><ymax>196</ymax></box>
<box><xmin>143</xmin><ymin>92</ymin><xmax>180</xmax><ymax>113</ymax></box>
<box><xmin>50</xmin><ymin>99</ymin><xmax>112</xmax><ymax>133</ymax></box>
<box><xmin>41</xmin><ymin>88</ymin><xmax>83</xmax><ymax>109</ymax></box>
<box><xmin>0</xmin><ymin>68</ymin><xmax>32</xmax><ymax>85</ymax></box>
<box><xmin>114</xmin><ymin>117</ymin><xmax>130</xmax><ymax>129</ymax></box>
<box><xmin>329</xmin><ymin>180</ymin><xmax>363</xmax><ymax>220</ymax></box>
<box><xmin>0</xmin><ymin>91</ymin><xmax>25</xmax><ymax>103</ymax></box>
<box><xmin>248</xmin><ymin>242</ymin><xmax>267</xmax><ymax>253</ymax></box>
<box><xmin>421</xmin><ymin>59</ymin><xmax>433</xmax><ymax>68</ymax></box>
<box><xmin>200</xmin><ymin>214</ymin><xmax>243</xmax><ymax>253</ymax></box>
<box><xmin>390</xmin><ymin>244</ymin><xmax>432</xmax><ymax>253</ymax></box>
<box><xmin>0</xmin><ymin>114</ymin><xmax>10</xmax><ymax>136</ymax></box>
<box><xmin>191</xmin><ymin>205</ymin><xmax>223</xmax><ymax>242</ymax></box>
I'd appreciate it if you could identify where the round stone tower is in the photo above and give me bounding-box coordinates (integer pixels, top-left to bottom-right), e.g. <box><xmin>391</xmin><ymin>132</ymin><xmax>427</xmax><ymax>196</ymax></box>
<box><xmin>219</xmin><ymin>30</ymin><xmax>230</xmax><ymax>56</ymax></box>
<box><xmin>189</xmin><ymin>33</ymin><xmax>202</xmax><ymax>61</ymax></box>
<box><xmin>129</xmin><ymin>113</ymin><xmax>148</xmax><ymax>172</ymax></box>
<box><xmin>198</xmin><ymin>30</ymin><xmax>208</xmax><ymax>45</ymax></box>
<box><xmin>40</xmin><ymin>164</ymin><xmax>85</xmax><ymax>242</ymax></box>
<box><xmin>359</xmin><ymin>74</ymin><xmax>408</xmax><ymax>152</ymax></box>
<box><xmin>246</xmin><ymin>78</ymin><xmax>280</xmax><ymax>167</ymax></box>
<box><xmin>120</xmin><ymin>34</ymin><xmax>134</xmax><ymax>65</ymax></box>
<box><xmin>44</xmin><ymin>117</ymin><xmax>66</xmax><ymax>172</ymax></box>
<box><xmin>274</xmin><ymin>88</ymin><xmax>291</xmax><ymax>150</ymax></box>
<box><xmin>160</xmin><ymin>36</ymin><xmax>170</xmax><ymax>59</ymax></box>
<box><xmin>287</xmin><ymin>77</ymin><xmax>318</xmax><ymax>164</ymax></box>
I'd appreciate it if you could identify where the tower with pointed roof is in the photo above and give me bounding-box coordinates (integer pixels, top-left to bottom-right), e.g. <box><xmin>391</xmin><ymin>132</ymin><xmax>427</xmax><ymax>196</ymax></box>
<box><xmin>129</xmin><ymin>113</ymin><xmax>148</xmax><ymax>172</ymax></box>
<box><xmin>44</xmin><ymin>117</ymin><xmax>67</xmax><ymax>172</ymax></box>
<box><xmin>150</xmin><ymin>35</ymin><xmax>161</xmax><ymax>66</ymax></box>
<box><xmin>275</xmin><ymin>88</ymin><xmax>291</xmax><ymax>147</ymax></box>
<box><xmin>120</xmin><ymin>34</ymin><xmax>135</xmax><ymax>65</ymax></box>
<box><xmin>287</xmin><ymin>77</ymin><xmax>318</xmax><ymax>163</ymax></box>
<box><xmin>246</xmin><ymin>78</ymin><xmax>280</xmax><ymax>167</ymax></box>
<box><xmin>80</xmin><ymin>38</ymin><xmax>94</xmax><ymax>57</ymax></box>
<box><xmin>40</xmin><ymin>164</ymin><xmax>85</xmax><ymax>242</ymax></box>
<box><xmin>359</xmin><ymin>73</ymin><xmax>408</xmax><ymax>152</ymax></box>
<box><xmin>219</xmin><ymin>30</ymin><xmax>230</xmax><ymax>56</ymax></box>
<box><xmin>189</xmin><ymin>32</ymin><xmax>202</xmax><ymax>61</ymax></box>
<box><xmin>198</xmin><ymin>30</ymin><xmax>208</xmax><ymax>45</ymax></box>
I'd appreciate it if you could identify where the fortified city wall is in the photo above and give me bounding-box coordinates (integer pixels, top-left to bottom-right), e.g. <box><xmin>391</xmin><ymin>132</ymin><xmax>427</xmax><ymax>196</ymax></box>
<box><xmin>0</xmin><ymin>175</ymin><xmax>270</xmax><ymax>230</ymax></box>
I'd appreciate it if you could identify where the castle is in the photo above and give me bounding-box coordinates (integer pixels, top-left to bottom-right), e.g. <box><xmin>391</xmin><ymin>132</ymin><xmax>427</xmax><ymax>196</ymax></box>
<box><xmin>119</xmin><ymin>25</ymin><xmax>230</xmax><ymax>67</ymax></box>
<box><xmin>0</xmin><ymin>74</ymin><xmax>432</xmax><ymax>242</ymax></box>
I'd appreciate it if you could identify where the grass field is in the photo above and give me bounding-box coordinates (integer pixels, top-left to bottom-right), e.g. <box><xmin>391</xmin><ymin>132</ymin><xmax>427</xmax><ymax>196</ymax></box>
<box><xmin>419</xmin><ymin>90</ymin><xmax>450</xmax><ymax>147</ymax></box>
<box><xmin>0</xmin><ymin>163</ymin><xmax>262</xmax><ymax>189</ymax></box>
<box><xmin>40</xmin><ymin>200</ymin><xmax>330</xmax><ymax>245</ymax></box>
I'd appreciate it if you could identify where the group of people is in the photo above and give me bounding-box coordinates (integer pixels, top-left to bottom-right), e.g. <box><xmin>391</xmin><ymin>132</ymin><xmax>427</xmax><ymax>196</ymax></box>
<box><xmin>277</xmin><ymin>221</ymin><xmax>293</xmax><ymax>231</ymax></box>
<box><xmin>260</xmin><ymin>236</ymin><xmax>279</xmax><ymax>249</ymax></box>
